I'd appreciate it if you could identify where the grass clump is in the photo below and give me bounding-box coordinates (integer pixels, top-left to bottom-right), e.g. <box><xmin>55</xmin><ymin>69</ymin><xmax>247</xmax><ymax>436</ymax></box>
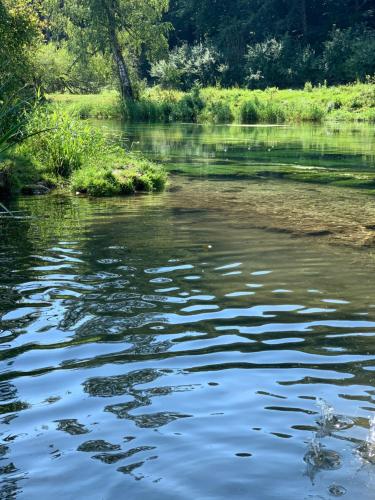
<box><xmin>239</xmin><ymin>100</ymin><xmax>260</xmax><ymax>124</ymax></box>
<box><xmin>70</xmin><ymin>151</ymin><xmax>167</xmax><ymax>197</ymax></box>
<box><xmin>17</xmin><ymin>105</ymin><xmax>167</xmax><ymax>196</ymax></box>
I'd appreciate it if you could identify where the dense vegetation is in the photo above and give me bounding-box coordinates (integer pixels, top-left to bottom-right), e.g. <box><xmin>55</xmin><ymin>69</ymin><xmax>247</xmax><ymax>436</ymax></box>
<box><xmin>0</xmin><ymin>0</ymin><xmax>168</xmax><ymax>197</ymax></box>
<box><xmin>162</xmin><ymin>0</ymin><xmax>375</xmax><ymax>89</ymax></box>
<box><xmin>33</xmin><ymin>0</ymin><xmax>375</xmax><ymax>93</ymax></box>
<box><xmin>50</xmin><ymin>82</ymin><xmax>375</xmax><ymax>124</ymax></box>
<box><xmin>1</xmin><ymin>0</ymin><xmax>375</xmax><ymax>197</ymax></box>
<box><xmin>2</xmin><ymin>0</ymin><xmax>372</xmax><ymax>97</ymax></box>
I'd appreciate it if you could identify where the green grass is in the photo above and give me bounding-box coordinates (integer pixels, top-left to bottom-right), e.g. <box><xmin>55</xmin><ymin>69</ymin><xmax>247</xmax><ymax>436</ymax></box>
<box><xmin>48</xmin><ymin>91</ymin><xmax>123</xmax><ymax>119</ymax></box>
<box><xmin>12</xmin><ymin>105</ymin><xmax>167</xmax><ymax>197</ymax></box>
<box><xmin>70</xmin><ymin>151</ymin><xmax>167</xmax><ymax>197</ymax></box>
<box><xmin>49</xmin><ymin>82</ymin><xmax>375</xmax><ymax>124</ymax></box>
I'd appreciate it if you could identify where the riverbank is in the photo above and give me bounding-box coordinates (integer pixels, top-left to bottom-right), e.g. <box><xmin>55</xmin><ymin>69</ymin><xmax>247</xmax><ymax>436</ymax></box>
<box><xmin>49</xmin><ymin>82</ymin><xmax>375</xmax><ymax>124</ymax></box>
<box><xmin>0</xmin><ymin>106</ymin><xmax>167</xmax><ymax>198</ymax></box>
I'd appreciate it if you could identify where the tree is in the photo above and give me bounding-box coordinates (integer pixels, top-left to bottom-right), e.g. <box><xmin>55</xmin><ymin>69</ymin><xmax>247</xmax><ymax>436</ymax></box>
<box><xmin>45</xmin><ymin>0</ymin><xmax>170</xmax><ymax>99</ymax></box>
<box><xmin>0</xmin><ymin>0</ymin><xmax>42</xmax><ymax>89</ymax></box>
<box><xmin>0</xmin><ymin>0</ymin><xmax>43</xmax><ymax>147</ymax></box>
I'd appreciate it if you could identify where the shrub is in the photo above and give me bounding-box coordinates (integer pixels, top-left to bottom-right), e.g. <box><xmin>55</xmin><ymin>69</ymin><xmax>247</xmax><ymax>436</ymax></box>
<box><xmin>150</xmin><ymin>43</ymin><xmax>220</xmax><ymax>90</ymax></box>
<box><xmin>245</xmin><ymin>36</ymin><xmax>318</xmax><ymax>89</ymax></box>
<box><xmin>323</xmin><ymin>27</ymin><xmax>375</xmax><ymax>84</ymax></box>
<box><xmin>198</xmin><ymin>100</ymin><xmax>233</xmax><ymax>124</ymax></box>
<box><xmin>170</xmin><ymin>89</ymin><xmax>204</xmax><ymax>122</ymax></box>
<box><xmin>258</xmin><ymin>101</ymin><xmax>286</xmax><ymax>123</ymax></box>
<box><xmin>301</xmin><ymin>103</ymin><xmax>325</xmax><ymax>122</ymax></box>
<box><xmin>239</xmin><ymin>100</ymin><xmax>259</xmax><ymax>123</ymax></box>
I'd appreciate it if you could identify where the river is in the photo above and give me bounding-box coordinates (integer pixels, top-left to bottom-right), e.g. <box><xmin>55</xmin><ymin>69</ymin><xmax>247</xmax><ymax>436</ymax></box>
<box><xmin>1</xmin><ymin>122</ymin><xmax>375</xmax><ymax>499</ymax></box>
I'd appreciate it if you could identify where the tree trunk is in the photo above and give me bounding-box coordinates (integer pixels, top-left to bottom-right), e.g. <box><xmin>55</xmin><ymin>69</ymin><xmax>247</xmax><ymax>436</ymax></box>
<box><xmin>300</xmin><ymin>0</ymin><xmax>307</xmax><ymax>36</ymax></box>
<box><xmin>103</xmin><ymin>1</ymin><xmax>134</xmax><ymax>100</ymax></box>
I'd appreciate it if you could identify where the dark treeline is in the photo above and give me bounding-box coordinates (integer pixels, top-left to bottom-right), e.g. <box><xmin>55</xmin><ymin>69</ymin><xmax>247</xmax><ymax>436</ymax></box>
<box><xmin>1</xmin><ymin>0</ymin><xmax>375</xmax><ymax>101</ymax></box>
<box><xmin>152</xmin><ymin>0</ymin><xmax>375</xmax><ymax>89</ymax></box>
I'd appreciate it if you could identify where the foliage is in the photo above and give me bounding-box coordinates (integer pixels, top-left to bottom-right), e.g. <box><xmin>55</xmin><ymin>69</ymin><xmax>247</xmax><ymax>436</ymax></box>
<box><xmin>16</xmin><ymin>105</ymin><xmax>168</xmax><ymax>195</ymax></box>
<box><xmin>239</xmin><ymin>100</ymin><xmax>260</xmax><ymax>124</ymax></box>
<box><xmin>44</xmin><ymin>0</ymin><xmax>171</xmax><ymax>98</ymax></box>
<box><xmin>70</xmin><ymin>153</ymin><xmax>167</xmax><ymax>196</ymax></box>
<box><xmin>245</xmin><ymin>36</ymin><xmax>318</xmax><ymax>89</ymax></box>
<box><xmin>164</xmin><ymin>0</ymin><xmax>375</xmax><ymax>88</ymax></box>
<box><xmin>18</xmin><ymin>107</ymin><xmax>106</xmax><ymax>178</ymax></box>
<box><xmin>322</xmin><ymin>26</ymin><xmax>375</xmax><ymax>84</ymax></box>
<box><xmin>199</xmin><ymin>101</ymin><xmax>233</xmax><ymax>124</ymax></box>
<box><xmin>0</xmin><ymin>0</ymin><xmax>42</xmax><ymax>90</ymax></box>
<box><xmin>35</xmin><ymin>43</ymin><xmax>116</xmax><ymax>94</ymax></box>
<box><xmin>50</xmin><ymin>82</ymin><xmax>375</xmax><ymax>125</ymax></box>
<box><xmin>150</xmin><ymin>42</ymin><xmax>221</xmax><ymax>90</ymax></box>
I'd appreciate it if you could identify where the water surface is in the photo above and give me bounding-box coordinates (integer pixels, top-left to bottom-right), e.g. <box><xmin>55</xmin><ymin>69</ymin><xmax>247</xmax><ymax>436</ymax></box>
<box><xmin>1</xmin><ymin>123</ymin><xmax>375</xmax><ymax>499</ymax></box>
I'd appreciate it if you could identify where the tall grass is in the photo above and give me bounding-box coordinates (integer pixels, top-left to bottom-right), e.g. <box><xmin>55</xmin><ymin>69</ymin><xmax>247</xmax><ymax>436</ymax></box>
<box><xmin>17</xmin><ymin>106</ymin><xmax>168</xmax><ymax>196</ymax></box>
<box><xmin>49</xmin><ymin>81</ymin><xmax>375</xmax><ymax>125</ymax></box>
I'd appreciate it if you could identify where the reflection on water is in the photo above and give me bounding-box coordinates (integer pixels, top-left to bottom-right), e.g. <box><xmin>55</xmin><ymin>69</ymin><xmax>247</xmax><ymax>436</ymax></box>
<box><xmin>94</xmin><ymin>121</ymin><xmax>375</xmax><ymax>175</ymax></box>
<box><xmin>1</xmin><ymin>124</ymin><xmax>375</xmax><ymax>498</ymax></box>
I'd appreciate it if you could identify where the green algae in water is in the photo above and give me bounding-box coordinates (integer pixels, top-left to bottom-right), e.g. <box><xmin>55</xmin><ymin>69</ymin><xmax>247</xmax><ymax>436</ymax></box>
<box><xmin>93</xmin><ymin>121</ymin><xmax>375</xmax><ymax>191</ymax></box>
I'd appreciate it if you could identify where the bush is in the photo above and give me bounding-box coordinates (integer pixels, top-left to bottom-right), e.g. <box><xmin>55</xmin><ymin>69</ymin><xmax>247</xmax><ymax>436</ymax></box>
<box><xmin>245</xmin><ymin>36</ymin><xmax>318</xmax><ymax>89</ymax></box>
<box><xmin>303</xmin><ymin>104</ymin><xmax>325</xmax><ymax>122</ymax></box>
<box><xmin>170</xmin><ymin>89</ymin><xmax>204</xmax><ymax>122</ymax></box>
<box><xmin>239</xmin><ymin>100</ymin><xmax>260</xmax><ymax>123</ymax></box>
<box><xmin>202</xmin><ymin>101</ymin><xmax>233</xmax><ymax>124</ymax></box>
<box><xmin>258</xmin><ymin>101</ymin><xmax>286</xmax><ymax>123</ymax></box>
<box><xmin>150</xmin><ymin>43</ymin><xmax>221</xmax><ymax>90</ymax></box>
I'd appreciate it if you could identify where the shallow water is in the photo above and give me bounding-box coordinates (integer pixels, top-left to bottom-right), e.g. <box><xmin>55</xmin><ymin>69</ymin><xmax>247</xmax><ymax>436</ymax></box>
<box><xmin>95</xmin><ymin>121</ymin><xmax>375</xmax><ymax>175</ymax></box>
<box><xmin>2</xmin><ymin>123</ymin><xmax>375</xmax><ymax>499</ymax></box>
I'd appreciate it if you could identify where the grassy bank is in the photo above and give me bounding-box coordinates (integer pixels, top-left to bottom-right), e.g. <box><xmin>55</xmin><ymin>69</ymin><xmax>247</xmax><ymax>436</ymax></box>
<box><xmin>49</xmin><ymin>82</ymin><xmax>375</xmax><ymax>124</ymax></box>
<box><xmin>1</xmin><ymin>106</ymin><xmax>167</xmax><ymax>197</ymax></box>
